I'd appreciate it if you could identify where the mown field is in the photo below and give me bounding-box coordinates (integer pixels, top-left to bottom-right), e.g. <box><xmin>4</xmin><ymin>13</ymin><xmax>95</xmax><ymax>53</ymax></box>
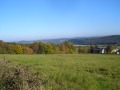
<box><xmin>0</xmin><ymin>54</ymin><xmax>120</xmax><ymax>90</ymax></box>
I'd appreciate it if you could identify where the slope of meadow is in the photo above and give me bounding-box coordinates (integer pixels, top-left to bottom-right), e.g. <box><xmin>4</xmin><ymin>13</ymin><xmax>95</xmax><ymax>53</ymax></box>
<box><xmin>0</xmin><ymin>54</ymin><xmax>120</xmax><ymax>90</ymax></box>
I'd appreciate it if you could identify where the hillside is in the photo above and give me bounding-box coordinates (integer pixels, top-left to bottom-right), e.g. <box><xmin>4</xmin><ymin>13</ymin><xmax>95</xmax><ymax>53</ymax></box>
<box><xmin>16</xmin><ymin>35</ymin><xmax>120</xmax><ymax>45</ymax></box>
<box><xmin>17</xmin><ymin>38</ymin><xmax>69</xmax><ymax>44</ymax></box>
<box><xmin>69</xmin><ymin>35</ymin><xmax>120</xmax><ymax>45</ymax></box>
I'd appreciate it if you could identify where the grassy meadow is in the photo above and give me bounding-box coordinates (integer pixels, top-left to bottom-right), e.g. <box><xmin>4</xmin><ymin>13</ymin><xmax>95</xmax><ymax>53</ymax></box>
<box><xmin>0</xmin><ymin>54</ymin><xmax>120</xmax><ymax>90</ymax></box>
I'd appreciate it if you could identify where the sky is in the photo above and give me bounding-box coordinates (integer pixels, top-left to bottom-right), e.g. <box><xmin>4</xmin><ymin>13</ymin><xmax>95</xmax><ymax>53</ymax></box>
<box><xmin>0</xmin><ymin>0</ymin><xmax>120</xmax><ymax>41</ymax></box>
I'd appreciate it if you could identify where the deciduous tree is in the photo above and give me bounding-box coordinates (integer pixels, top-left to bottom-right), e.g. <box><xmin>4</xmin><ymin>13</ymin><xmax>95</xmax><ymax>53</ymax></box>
<box><xmin>15</xmin><ymin>45</ymin><xmax>23</xmax><ymax>54</ymax></box>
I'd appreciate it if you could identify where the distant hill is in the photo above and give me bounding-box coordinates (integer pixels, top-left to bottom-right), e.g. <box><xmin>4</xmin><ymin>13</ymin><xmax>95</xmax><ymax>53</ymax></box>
<box><xmin>69</xmin><ymin>35</ymin><xmax>120</xmax><ymax>45</ymax></box>
<box><xmin>17</xmin><ymin>40</ymin><xmax>34</xmax><ymax>44</ymax></box>
<box><xmin>17</xmin><ymin>35</ymin><xmax>120</xmax><ymax>45</ymax></box>
<box><xmin>17</xmin><ymin>38</ymin><xmax>69</xmax><ymax>44</ymax></box>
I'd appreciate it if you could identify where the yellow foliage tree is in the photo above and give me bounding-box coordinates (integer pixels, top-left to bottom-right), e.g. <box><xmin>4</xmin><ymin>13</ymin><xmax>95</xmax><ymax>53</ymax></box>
<box><xmin>15</xmin><ymin>45</ymin><xmax>23</xmax><ymax>54</ymax></box>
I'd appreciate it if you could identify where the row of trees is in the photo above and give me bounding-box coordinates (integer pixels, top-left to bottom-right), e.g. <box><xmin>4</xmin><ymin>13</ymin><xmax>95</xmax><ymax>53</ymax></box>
<box><xmin>0</xmin><ymin>40</ymin><xmax>76</xmax><ymax>54</ymax></box>
<box><xmin>0</xmin><ymin>40</ymin><xmax>118</xmax><ymax>54</ymax></box>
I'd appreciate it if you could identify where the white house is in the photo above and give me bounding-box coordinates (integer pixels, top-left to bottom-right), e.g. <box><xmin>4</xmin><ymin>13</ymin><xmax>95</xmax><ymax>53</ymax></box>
<box><xmin>111</xmin><ymin>48</ymin><xmax>120</xmax><ymax>54</ymax></box>
<box><xmin>117</xmin><ymin>49</ymin><xmax>120</xmax><ymax>55</ymax></box>
<box><xmin>93</xmin><ymin>48</ymin><xmax>106</xmax><ymax>54</ymax></box>
<box><xmin>111</xmin><ymin>49</ymin><xmax>119</xmax><ymax>53</ymax></box>
<box><xmin>117</xmin><ymin>52</ymin><xmax>120</xmax><ymax>55</ymax></box>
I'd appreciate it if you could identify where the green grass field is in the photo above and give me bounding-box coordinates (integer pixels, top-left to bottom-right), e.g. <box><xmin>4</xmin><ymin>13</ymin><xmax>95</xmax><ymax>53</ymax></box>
<box><xmin>1</xmin><ymin>54</ymin><xmax>120</xmax><ymax>90</ymax></box>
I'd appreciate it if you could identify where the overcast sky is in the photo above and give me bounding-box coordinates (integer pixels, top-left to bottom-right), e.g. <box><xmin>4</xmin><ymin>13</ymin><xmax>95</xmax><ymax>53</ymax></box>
<box><xmin>0</xmin><ymin>0</ymin><xmax>120</xmax><ymax>41</ymax></box>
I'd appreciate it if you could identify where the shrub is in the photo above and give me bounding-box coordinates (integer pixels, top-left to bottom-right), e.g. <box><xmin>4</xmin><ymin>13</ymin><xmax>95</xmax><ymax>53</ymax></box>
<box><xmin>0</xmin><ymin>58</ymin><xmax>43</xmax><ymax>90</ymax></box>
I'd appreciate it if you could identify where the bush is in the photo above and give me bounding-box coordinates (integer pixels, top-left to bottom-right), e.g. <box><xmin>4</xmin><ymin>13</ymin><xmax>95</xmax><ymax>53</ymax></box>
<box><xmin>0</xmin><ymin>57</ymin><xmax>43</xmax><ymax>90</ymax></box>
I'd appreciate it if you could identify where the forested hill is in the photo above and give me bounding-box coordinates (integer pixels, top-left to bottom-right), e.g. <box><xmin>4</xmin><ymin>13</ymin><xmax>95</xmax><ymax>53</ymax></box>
<box><xmin>68</xmin><ymin>35</ymin><xmax>120</xmax><ymax>45</ymax></box>
<box><xmin>17</xmin><ymin>35</ymin><xmax>120</xmax><ymax>45</ymax></box>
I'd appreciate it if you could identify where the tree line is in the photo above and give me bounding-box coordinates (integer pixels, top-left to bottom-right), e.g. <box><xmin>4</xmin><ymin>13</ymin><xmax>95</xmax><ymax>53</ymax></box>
<box><xmin>0</xmin><ymin>40</ymin><xmax>118</xmax><ymax>54</ymax></box>
<box><xmin>0</xmin><ymin>40</ymin><xmax>76</xmax><ymax>54</ymax></box>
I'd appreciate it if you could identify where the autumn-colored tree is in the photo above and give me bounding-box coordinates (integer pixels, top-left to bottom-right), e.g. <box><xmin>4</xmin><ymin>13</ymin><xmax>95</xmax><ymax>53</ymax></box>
<box><xmin>0</xmin><ymin>40</ymin><xmax>4</xmax><ymax>47</ymax></box>
<box><xmin>52</xmin><ymin>44</ymin><xmax>60</xmax><ymax>54</ymax></box>
<box><xmin>44</xmin><ymin>44</ymin><xmax>54</xmax><ymax>54</ymax></box>
<box><xmin>0</xmin><ymin>42</ymin><xmax>8</xmax><ymax>54</ymax></box>
<box><xmin>31</xmin><ymin>42</ymin><xmax>39</xmax><ymax>54</ymax></box>
<box><xmin>15</xmin><ymin>45</ymin><xmax>23</xmax><ymax>54</ymax></box>
<box><xmin>0</xmin><ymin>40</ymin><xmax>5</xmax><ymax>53</ymax></box>
<box><xmin>22</xmin><ymin>46</ymin><xmax>33</xmax><ymax>54</ymax></box>
<box><xmin>7</xmin><ymin>44</ymin><xmax>15</xmax><ymax>54</ymax></box>
<box><xmin>64</xmin><ymin>41</ymin><xmax>76</xmax><ymax>54</ymax></box>
<box><xmin>59</xmin><ymin>44</ymin><xmax>67</xmax><ymax>54</ymax></box>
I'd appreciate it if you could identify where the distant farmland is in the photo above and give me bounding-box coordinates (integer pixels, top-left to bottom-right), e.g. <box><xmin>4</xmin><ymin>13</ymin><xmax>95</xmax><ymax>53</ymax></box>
<box><xmin>0</xmin><ymin>54</ymin><xmax>120</xmax><ymax>90</ymax></box>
